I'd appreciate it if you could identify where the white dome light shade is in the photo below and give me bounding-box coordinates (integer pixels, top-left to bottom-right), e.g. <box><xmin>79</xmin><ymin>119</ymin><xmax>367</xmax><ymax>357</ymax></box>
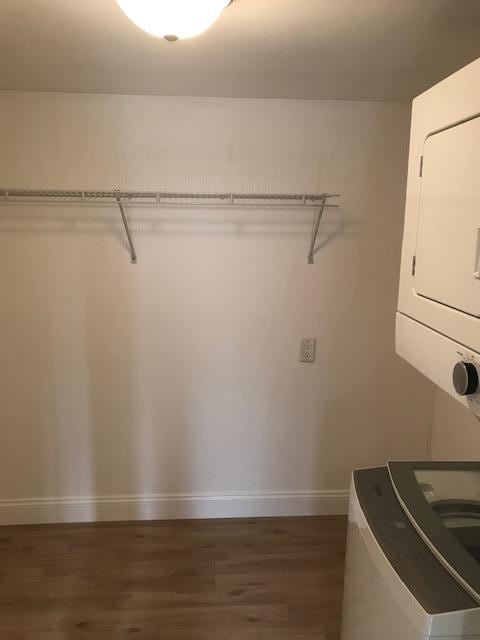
<box><xmin>117</xmin><ymin>0</ymin><xmax>232</xmax><ymax>40</ymax></box>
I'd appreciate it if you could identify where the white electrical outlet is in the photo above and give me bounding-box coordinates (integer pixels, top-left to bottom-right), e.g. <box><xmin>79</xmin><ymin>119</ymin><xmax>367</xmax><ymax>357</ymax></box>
<box><xmin>300</xmin><ymin>338</ymin><xmax>316</xmax><ymax>363</ymax></box>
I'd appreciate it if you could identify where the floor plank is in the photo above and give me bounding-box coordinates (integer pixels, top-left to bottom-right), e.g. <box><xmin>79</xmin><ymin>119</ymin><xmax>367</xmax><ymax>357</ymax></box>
<box><xmin>0</xmin><ymin>516</ymin><xmax>347</xmax><ymax>639</ymax></box>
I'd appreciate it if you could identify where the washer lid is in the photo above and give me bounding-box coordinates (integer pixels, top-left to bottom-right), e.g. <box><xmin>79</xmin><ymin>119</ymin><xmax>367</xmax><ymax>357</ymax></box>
<box><xmin>389</xmin><ymin>461</ymin><xmax>480</xmax><ymax>603</ymax></box>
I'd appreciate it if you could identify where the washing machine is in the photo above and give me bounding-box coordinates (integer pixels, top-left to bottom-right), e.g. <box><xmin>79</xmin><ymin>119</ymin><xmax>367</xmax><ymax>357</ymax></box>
<box><xmin>340</xmin><ymin>463</ymin><xmax>480</xmax><ymax>640</ymax></box>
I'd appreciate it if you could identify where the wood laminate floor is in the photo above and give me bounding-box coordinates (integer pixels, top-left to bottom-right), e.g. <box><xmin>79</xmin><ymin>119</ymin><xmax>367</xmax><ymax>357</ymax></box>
<box><xmin>0</xmin><ymin>516</ymin><xmax>347</xmax><ymax>640</ymax></box>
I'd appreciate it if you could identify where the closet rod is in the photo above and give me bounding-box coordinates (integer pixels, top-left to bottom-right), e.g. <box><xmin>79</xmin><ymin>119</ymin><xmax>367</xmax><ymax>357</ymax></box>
<box><xmin>0</xmin><ymin>189</ymin><xmax>339</xmax><ymax>207</ymax></box>
<box><xmin>0</xmin><ymin>189</ymin><xmax>340</xmax><ymax>264</ymax></box>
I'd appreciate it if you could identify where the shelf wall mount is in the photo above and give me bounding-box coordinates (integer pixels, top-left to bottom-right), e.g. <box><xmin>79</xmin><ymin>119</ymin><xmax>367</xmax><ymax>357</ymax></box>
<box><xmin>115</xmin><ymin>192</ymin><xmax>137</xmax><ymax>264</ymax></box>
<box><xmin>0</xmin><ymin>188</ymin><xmax>340</xmax><ymax>265</ymax></box>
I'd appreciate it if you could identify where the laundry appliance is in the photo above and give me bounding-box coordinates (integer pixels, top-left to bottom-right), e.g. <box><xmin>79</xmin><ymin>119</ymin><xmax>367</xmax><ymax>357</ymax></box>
<box><xmin>396</xmin><ymin>57</ymin><xmax>480</xmax><ymax>417</ymax></box>
<box><xmin>340</xmin><ymin>463</ymin><xmax>480</xmax><ymax>640</ymax></box>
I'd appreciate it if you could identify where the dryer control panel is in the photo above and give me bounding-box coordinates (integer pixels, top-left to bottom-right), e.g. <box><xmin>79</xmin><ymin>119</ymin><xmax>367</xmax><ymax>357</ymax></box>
<box><xmin>396</xmin><ymin>313</ymin><xmax>480</xmax><ymax>418</ymax></box>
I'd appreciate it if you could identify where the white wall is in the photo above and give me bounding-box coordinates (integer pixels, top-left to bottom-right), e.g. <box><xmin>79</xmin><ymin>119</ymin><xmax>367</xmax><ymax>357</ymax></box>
<box><xmin>0</xmin><ymin>92</ymin><xmax>434</xmax><ymax>523</ymax></box>
<box><xmin>430</xmin><ymin>390</ymin><xmax>480</xmax><ymax>460</ymax></box>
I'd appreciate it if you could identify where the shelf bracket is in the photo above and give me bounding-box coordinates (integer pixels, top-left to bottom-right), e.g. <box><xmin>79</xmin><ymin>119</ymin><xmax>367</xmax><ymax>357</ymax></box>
<box><xmin>115</xmin><ymin>194</ymin><xmax>137</xmax><ymax>264</ymax></box>
<box><xmin>307</xmin><ymin>195</ymin><xmax>327</xmax><ymax>264</ymax></box>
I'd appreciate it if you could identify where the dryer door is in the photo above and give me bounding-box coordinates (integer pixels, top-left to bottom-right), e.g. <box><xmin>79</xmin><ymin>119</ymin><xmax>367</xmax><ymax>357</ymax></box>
<box><xmin>414</xmin><ymin>114</ymin><xmax>480</xmax><ymax>317</ymax></box>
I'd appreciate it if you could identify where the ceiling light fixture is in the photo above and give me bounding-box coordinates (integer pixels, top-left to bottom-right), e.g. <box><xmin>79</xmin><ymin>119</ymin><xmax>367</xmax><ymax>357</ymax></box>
<box><xmin>116</xmin><ymin>0</ymin><xmax>233</xmax><ymax>42</ymax></box>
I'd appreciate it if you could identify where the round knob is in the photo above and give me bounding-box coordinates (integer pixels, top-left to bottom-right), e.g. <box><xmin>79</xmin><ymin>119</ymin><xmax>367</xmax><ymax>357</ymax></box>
<box><xmin>452</xmin><ymin>362</ymin><xmax>479</xmax><ymax>396</ymax></box>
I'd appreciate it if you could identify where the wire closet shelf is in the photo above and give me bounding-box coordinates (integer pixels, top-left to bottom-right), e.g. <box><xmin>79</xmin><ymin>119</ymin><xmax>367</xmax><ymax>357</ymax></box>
<box><xmin>0</xmin><ymin>188</ymin><xmax>340</xmax><ymax>265</ymax></box>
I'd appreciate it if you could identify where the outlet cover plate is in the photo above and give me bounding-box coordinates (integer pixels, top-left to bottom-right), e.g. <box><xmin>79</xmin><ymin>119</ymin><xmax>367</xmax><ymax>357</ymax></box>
<box><xmin>300</xmin><ymin>338</ymin><xmax>316</xmax><ymax>363</ymax></box>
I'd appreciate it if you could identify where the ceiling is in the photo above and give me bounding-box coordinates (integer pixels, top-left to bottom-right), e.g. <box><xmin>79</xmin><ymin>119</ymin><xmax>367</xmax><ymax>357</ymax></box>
<box><xmin>1</xmin><ymin>0</ymin><xmax>479</xmax><ymax>100</ymax></box>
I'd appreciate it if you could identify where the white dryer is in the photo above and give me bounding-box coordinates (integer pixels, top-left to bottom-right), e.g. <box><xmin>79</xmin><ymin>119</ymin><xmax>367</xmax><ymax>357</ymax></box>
<box><xmin>396</xmin><ymin>57</ymin><xmax>480</xmax><ymax>416</ymax></box>
<box><xmin>341</xmin><ymin>464</ymin><xmax>480</xmax><ymax>640</ymax></box>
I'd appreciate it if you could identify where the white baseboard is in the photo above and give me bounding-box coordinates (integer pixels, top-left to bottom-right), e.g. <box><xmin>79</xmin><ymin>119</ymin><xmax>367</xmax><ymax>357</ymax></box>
<box><xmin>0</xmin><ymin>490</ymin><xmax>349</xmax><ymax>526</ymax></box>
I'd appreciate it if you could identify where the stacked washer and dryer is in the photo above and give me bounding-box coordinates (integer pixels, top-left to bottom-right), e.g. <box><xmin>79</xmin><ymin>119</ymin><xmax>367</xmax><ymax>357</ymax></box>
<box><xmin>341</xmin><ymin>58</ymin><xmax>480</xmax><ymax>639</ymax></box>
